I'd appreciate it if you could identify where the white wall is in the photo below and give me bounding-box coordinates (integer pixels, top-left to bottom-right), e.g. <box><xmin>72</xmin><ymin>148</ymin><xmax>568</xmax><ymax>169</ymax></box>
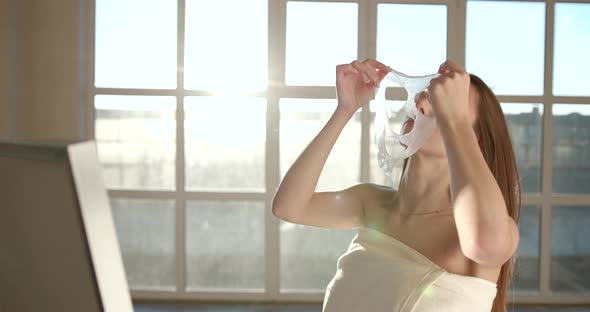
<box><xmin>5</xmin><ymin>0</ymin><xmax>86</xmax><ymax>141</ymax></box>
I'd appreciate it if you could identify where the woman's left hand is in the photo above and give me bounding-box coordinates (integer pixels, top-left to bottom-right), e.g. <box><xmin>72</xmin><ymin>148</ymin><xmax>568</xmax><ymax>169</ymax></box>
<box><xmin>427</xmin><ymin>59</ymin><xmax>471</xmax><ymax>130</ymax></box>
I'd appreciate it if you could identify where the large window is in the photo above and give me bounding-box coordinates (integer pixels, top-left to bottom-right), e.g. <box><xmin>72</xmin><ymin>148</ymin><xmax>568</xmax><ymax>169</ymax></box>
<box><xmin>91</xmin><ymin>0</ymin><xmax>590</xmax><ymax>303</ymax></box>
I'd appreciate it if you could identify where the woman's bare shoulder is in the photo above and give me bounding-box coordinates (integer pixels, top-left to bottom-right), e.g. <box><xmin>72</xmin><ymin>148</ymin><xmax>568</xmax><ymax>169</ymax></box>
<box><xmin>355</xmin><ymin>183</ymin><xmax>397</xmax><ymax>226</ymax></box>
<box><xmin>364</xmin><ymin>183</ymin><xmax>396</xmax><ymax>198</ymax></box>
<box><xmin>353</xmin><ymin>183</ymin><xmax>396</xmax><ymax>202</ymax></box>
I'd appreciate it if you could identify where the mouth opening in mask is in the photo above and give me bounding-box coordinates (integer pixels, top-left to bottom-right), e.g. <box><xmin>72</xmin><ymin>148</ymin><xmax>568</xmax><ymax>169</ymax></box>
<box><xmin>402</xmin><ymin>117</ymin><xmax>415</xmax><ymax>135</ymax></box>
<box><xmin>373</xmin><ymin>67</ymin><xmax>440</xmax><ymax>175</ymax></box>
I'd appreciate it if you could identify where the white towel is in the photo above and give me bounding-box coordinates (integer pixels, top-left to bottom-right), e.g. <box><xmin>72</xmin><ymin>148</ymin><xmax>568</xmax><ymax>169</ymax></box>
<box><xmin>322</xmin><ymin>227</ymin><xmax>497</xmax><ymax>312</ymax></box>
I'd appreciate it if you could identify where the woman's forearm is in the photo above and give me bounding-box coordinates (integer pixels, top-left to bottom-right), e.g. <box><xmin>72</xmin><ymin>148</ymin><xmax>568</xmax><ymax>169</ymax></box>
<box><xmin>440</xmin><ymin>121</ymin><xmax>516</xmax><ymax>265</ymax></box>
<box><xmin>271</xmin><ymin>105</ymin><xmax>355</xmax><ymax>220</ymax></box>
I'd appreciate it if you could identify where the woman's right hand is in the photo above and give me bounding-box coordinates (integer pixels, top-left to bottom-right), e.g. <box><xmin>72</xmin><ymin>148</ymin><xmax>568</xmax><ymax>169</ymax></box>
<box><xmin>336</xmin><ymin>59</ymin><xmax>391</xmax><ymax>115</ymax></box>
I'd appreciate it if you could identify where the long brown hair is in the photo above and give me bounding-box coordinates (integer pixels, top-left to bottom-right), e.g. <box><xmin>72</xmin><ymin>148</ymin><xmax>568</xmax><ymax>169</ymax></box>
<box><xmin>399</xmin><ymin>74</ymin><xmax>522</xmax><ymax>312</ymax></box>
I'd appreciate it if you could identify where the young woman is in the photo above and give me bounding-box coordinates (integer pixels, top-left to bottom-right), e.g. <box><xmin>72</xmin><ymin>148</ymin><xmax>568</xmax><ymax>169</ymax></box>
<box><xmin>272</xmin><ymin>59</ymin><xmax>521</xmax><ymax>312</ymax></box>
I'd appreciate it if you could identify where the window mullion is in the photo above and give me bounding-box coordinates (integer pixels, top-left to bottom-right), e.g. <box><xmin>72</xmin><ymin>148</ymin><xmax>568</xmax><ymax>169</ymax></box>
<box><xmin>87</xmin><ymin>0</ymin><xmax>96</xmax><ymax>141</ymax></box>
<box><xmin>359</xmin><ymin>0</ymin><xmax>377</xmax><ymax>183</ymax></box>
<box><xmin>448</xmin><ymin>0</ymin><xmax>466</xmax><ymax>66</ymax></box>
<box><xmin>539</xmin><ymin>0</ymin><xmax>556</xmax><ymax>297</ymax></box>
<box><xmin>267</xmin><ymin>0</ymin><xmax>287</xmax><ymax>299</ymax></box>
<box><xmin>176</xmin><ymin>0</ymin><xmax>187</xmax><ymax>296</ymax></box>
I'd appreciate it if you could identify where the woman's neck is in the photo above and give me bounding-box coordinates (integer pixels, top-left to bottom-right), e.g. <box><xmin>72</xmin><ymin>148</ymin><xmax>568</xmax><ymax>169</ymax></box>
<box><xmin>397</xmin><ymin>153</ymin><xmax>452</xmax><ymax>217</ymax></box>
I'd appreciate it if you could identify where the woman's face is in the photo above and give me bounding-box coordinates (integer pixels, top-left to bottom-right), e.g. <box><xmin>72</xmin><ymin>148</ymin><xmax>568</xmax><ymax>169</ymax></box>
<box><xmin>404</xmin><ymin>85</ymin><xmax>480</xmax><ymax>158</ymax></box>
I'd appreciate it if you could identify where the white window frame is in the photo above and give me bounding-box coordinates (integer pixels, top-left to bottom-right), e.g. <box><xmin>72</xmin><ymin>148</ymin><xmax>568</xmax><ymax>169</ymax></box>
<box><xmin>84</xmin><ymin>0</ymin><xmax>590</xmax><ymax>304</ymax></box>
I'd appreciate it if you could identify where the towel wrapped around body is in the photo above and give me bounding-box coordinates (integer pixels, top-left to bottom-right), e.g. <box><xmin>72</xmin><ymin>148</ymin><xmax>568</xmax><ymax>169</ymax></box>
<box><xmin>322</xmin><ymin>227</ymin><xmax>497</xmax><ymax>312</ymax></box>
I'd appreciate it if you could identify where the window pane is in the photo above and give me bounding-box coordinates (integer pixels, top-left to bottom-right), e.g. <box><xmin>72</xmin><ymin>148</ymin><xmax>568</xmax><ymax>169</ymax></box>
<box><xmin>280</xmin><ymin>99</ymin><xmax>361</xmax><ymax>191</ymax></box>
<box><xmin>95</xmin><ymin>95</ymin><xmax>176</xmax><ymax>190</ymax></box>
<box><xmin>95</xmin><ymin>0</ymin><xmax>176</xmax><ymax>88</ymax></box>
<box><xmin>369</xmin><ymin>100</ymin><xmax>406</xmax><ymax>188</ymax></box>
<box><xmin>184</xmin><ymin>97</ymin><xmax>266</xmax><ymax>191</ymax></box>
<box><xmin>110</xmin><ymin>198</ymin><xmax>175</xmax><ymax>290</ymax></box>
<box><xmin>501</xmin><ymin>104</ymin><xmax>543</xmax><ymax>193</ymax></box>
<box><xmin>285</xmin><ymin>2</ymin><xmax>357</xmax><ymax>86</ymax></box>
<box><xmin>466</xmin><ymin>1</ymin><xmax>545</xmax><ymax>95</ymax></box>
<box><xmin>552</xmin><ymin>104</ymin><xmax>590</xmax><ymax>194</ymax></box>
<box><xmin>554</xmin><ymin>3</ymin><xmax>590</xmax><ymax>96</ymax></box>
<box><xmin>280</xmin><ymin>222</ymin><xmax>356</xmax><ymax>291</ymax></box>
<box><xmin>512</xmin><ymin>206</ymin><xmax>540</xmax><ymax>292</ymax></box>
<box><xmin>184</xmin><ymin>0</ymin><xmax>267</xmax><ymax>92</ymax></box>
<box><xmin>551</xmin><ymin>206</ymin><xmax>590</xmax><ymax>292</ymax></box>
<box><xmin>186</xmin><ymin>201</ymin><xmax>264</xmax><ymax>291</ymax></box>
<box><xmin>377</xmin><ymin>4</ymin><xmax>447</xmax><ymax>76</ymax></box>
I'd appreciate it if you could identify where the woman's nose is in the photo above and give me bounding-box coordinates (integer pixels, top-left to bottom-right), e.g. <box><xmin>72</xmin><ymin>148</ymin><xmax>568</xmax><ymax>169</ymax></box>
<box><xmin>414</xmin><ymin>91</ymin><xmax>432</xmax><ymax>116</ymax></box>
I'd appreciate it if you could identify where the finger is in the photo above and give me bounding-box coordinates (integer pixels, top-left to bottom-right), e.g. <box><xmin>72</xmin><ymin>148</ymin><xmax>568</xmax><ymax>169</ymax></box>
<box><xmin>363</xmin><ymin>59</ymin><xmax>388</xmax><ymax>84</ymax></box>
<box><xmin>428</xmin><ymin>75</ymin><xmax>443</xmax><ymax>91</ymax></box>
<box><xmin>374</xmin><ymin>64</ymin><xmax>392</xmax><ymax>81</ymax></box>
<box><xmin>336</xmin><ymin>64</ymin><xmax>360</xmax><ymax>81</ymax></box>
<box><xmin>365</xmin><ymin>59</ymin><xmax>391</xmax><ymax>76</ymax></box>
<box><xmin>351</xmin><ymin>60</ymin><xmax>375</xmax><ymax>84</ymax></box>
<box><xmin>439</xmin><ymin>59</ymin><xmax>465</xmax><ymax>73</ymax></box>
<box><xmin>351</xmin><ymin>60</ymin><xmax>369</xmax><ymax>82</ymax></box>
<box><xmin>339</xmin><ymin>64</ymin><xmax>359</xmax><ymax>75</ymax></box>
<box><xmin>359</xmin><ymin>60</ymin><xmax>380</xmax><ymax>83</ymax></box>
<box><xmin>438</xmin><ymin>59</ymin><xmax>465</xmax><ymax>74</ymax></box>
<box><xmin>438</xmin><ymin>61</ymin><xmax>446</xmax><ymax>73</ymax></box>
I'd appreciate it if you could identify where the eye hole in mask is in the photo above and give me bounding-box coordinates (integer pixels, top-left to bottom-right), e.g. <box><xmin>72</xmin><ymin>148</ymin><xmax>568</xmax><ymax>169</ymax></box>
<box><xmin>373</xmin><ymin>68</ymin><xmax>440</xmax><ymax>175</ymax></box>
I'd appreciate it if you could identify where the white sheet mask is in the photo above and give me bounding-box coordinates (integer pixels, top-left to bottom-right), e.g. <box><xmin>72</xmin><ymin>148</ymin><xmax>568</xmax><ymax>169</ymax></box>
<box><xmin>373</xmin><ymin>68</ymin><xmax>440</xmax><ymax>175</ymax></box>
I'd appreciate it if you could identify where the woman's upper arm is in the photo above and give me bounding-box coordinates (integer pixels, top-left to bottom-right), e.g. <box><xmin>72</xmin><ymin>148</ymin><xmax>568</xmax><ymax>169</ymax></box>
<box><xmin>273</xmin><ymin>183</ymin><xmax>373</xmax><ymax>229</ymax></box>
